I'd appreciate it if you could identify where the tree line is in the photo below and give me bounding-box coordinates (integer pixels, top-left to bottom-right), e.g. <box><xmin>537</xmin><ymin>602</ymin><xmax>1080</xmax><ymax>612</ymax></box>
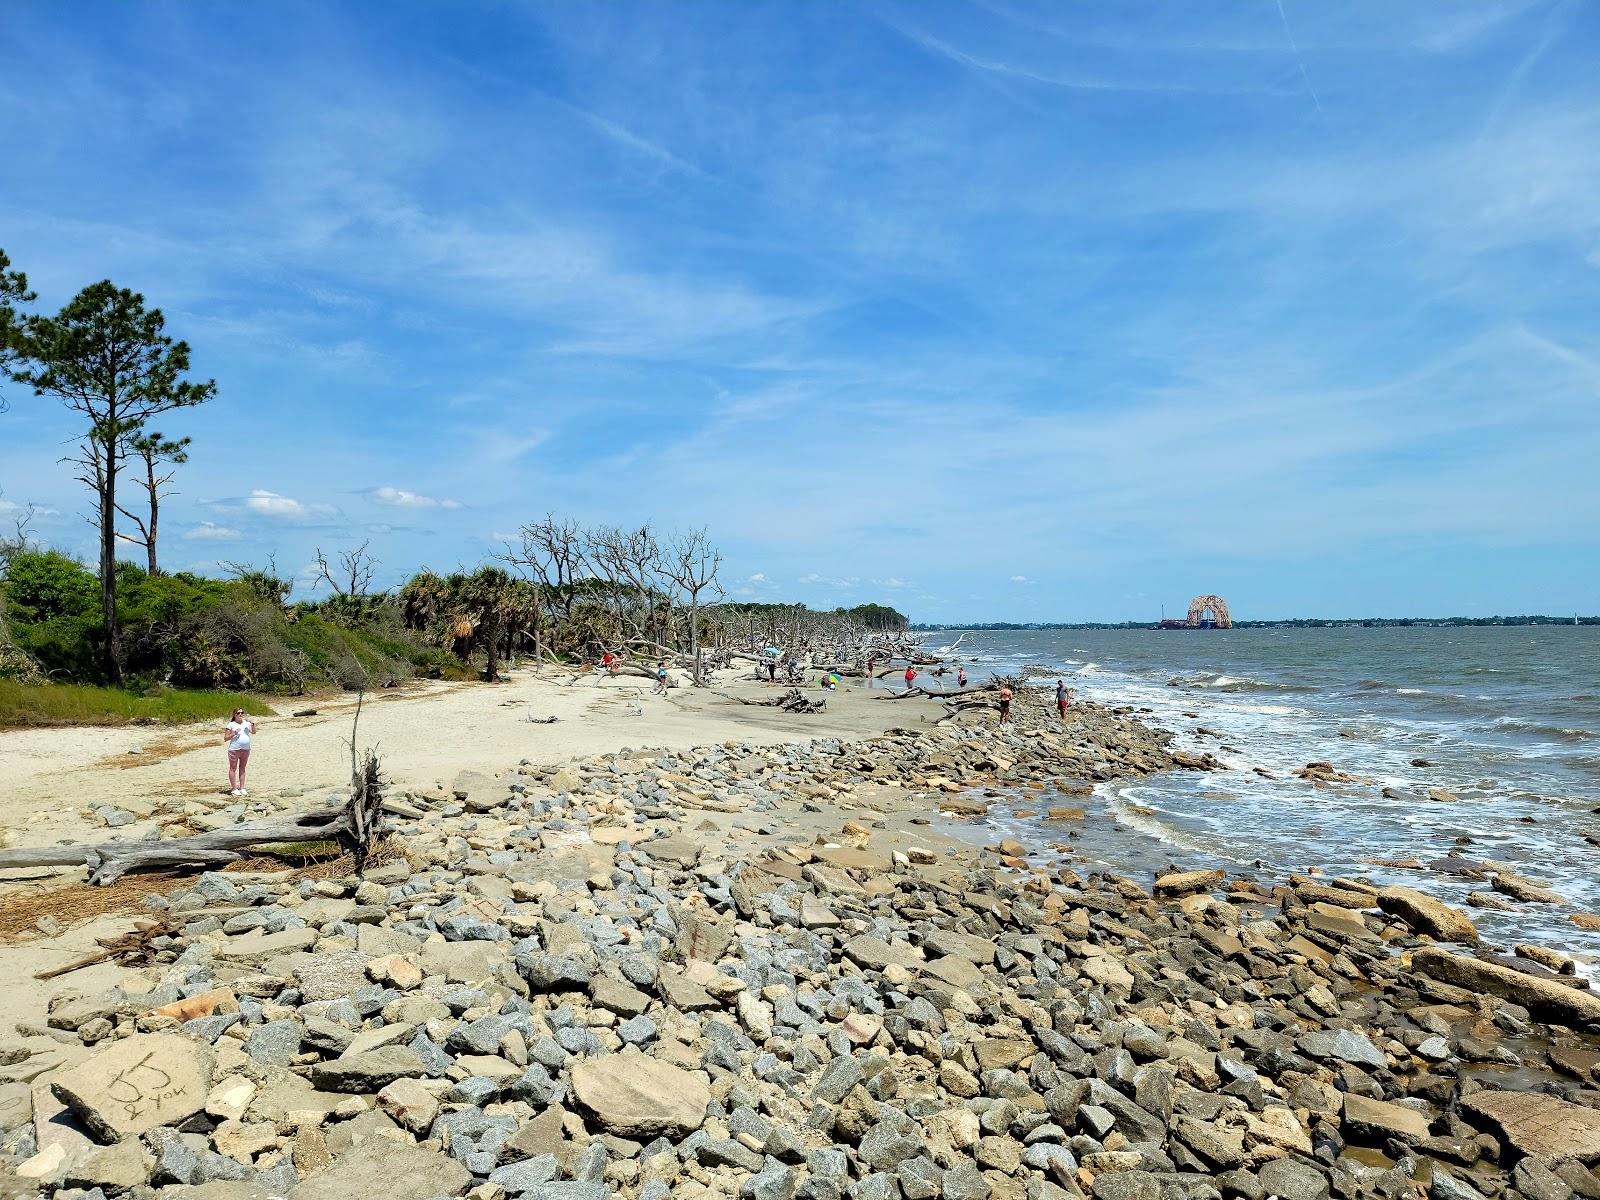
<box><xmin>2</xmin><ymin>247</ymin><xmax>214</xmax><ymax>683</ymax></box>
<box><xmin>2</xmin><ymin>247</ymin><xmax>909</xmax><ymax>692</ymax></box>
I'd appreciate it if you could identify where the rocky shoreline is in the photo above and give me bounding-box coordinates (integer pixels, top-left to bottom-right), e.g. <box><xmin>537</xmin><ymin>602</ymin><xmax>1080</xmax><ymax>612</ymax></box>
<box><xmin>3</xmin><ymin>690</ymin><xmax>1598</xmax><ymax>1200</ymax></box>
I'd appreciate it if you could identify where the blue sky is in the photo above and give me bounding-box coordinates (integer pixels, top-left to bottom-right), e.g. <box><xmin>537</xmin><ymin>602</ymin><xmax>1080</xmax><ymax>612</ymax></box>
<box><xmin>2</xmin><ymin>1</ymin><xmax>1598</xmax><ymax>622</ymax></box>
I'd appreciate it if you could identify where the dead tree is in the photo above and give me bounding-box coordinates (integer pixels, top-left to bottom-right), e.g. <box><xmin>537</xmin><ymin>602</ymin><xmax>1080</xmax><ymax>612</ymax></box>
<box><xmin>312</xmin><ymin>539</ymin><xmax>379</xmax><ymax>596</ymax></box>
<box><xmin>505</xmin><ymin>514</ymin><xmax>589</xmax><ymax>622</ymax></box>
<box><xmin>113</xmin><ymin>431</ymin><xmax>189</xmax><ymax>576</ymax></box>
<box><xmin>665</xmin><ymin>528</ymin><xmax>723</xmax><ymax>686</ymax></box>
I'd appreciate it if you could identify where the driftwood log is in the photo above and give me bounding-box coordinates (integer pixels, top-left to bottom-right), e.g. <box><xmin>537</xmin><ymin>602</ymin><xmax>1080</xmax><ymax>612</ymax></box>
<box><xmin>0</xmin><ymin>800</ymin><xmax>392</xmax><ymax>886</ymax></box>
<box><xmin>0</xmin><ymin>695</ymin><xmax>392</xmax><ymax>887</ymax></box>
<box><xmin>879</xmin><ymin>682</ymin><xmax>998</xmax><ymax>701</ymax></box>
<box><xmin>715</xmin><ymin>687</ymin><xmax>826</xmax><ymax>714</ymax></box>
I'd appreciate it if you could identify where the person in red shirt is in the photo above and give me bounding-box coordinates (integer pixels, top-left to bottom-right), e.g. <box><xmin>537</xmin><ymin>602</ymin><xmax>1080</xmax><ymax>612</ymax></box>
<box><xmin>904</xmin><ymin>666</ymin><xmax>917</xmax><ymax>691</ymax></box>
<box><xmin>601</xmin><ymin>651</ymin><xmax>616</xmax><ymax>675</ymax></box>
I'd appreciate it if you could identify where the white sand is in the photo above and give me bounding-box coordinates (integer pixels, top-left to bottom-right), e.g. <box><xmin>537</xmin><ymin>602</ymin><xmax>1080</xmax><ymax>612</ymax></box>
<box><xmin>0</xmin><ymin>668</ymin><xmax>931</xmax><ymax>855</ymax></box>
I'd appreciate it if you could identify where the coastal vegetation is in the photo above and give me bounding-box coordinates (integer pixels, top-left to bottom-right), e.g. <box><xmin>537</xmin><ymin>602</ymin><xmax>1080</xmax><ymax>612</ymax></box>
<box><xmin>0</xmin><ymin>678</ymin><xmax>270</xmax><ymax>728</ymax></box>
<box><xmin>0</xmin><ymin>246</ymin><xmax>908</xmax><ymax>720</ymax></box>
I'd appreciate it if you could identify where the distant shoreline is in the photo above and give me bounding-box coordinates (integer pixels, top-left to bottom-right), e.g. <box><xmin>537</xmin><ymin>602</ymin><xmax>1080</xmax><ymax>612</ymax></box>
<box><xmin>917</xmin><ymin>615</ymin><xmax>1599</xmax><ymax>630</ymax></box>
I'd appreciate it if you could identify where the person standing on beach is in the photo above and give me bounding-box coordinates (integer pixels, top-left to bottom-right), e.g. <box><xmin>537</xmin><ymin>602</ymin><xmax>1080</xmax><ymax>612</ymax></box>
<box><xmin>998</xmin><ymin>684</ymin><xmax>1013</xmax><ymax>723</ymax></box>
<box><xmin>1055</xmin><ymin>678</ymin><xmax>1072</xmax><ymax>720</ymax></box>
<box><xmin>866</xmin><ymin>657</ymin><xmax>874</xmax><ymax>687</ymax></box>
<box><xmin>904</xmin><ymin>665</ymin><xmax>917</xmax><ymax>692</ymax></box>
<box><xmin>957</xmin><ymin>667</ymin><xmax>967</xmax><ymax>688</ymax></box>
<box><xmin>224</xmin><ymin>708</ymin><xmax>255</xmax><ymax>796</ymax></box>
<box><xmin>653</xmin><ymin>661</ymin><xmax>669</xmax><ymax>696</ymax></box>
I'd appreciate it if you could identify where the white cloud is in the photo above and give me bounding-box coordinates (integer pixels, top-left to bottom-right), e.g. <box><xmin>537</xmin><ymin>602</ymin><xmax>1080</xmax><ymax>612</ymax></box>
<box><xmin>874</xmin><ymin>577</ymin><xmax>907</xmax><ymax>589</ymax></box>
<box><xmin>747</xmin><ymin>572</ymin><xmax>766</xmax><ymax>583</ymax></box>
<box><xmin>245</xmin><ymin>489</ymin><xmax>335</xmax><ymax>520</ymax></box>
<box><xmin>370</xmin><ymin>485</ymin><xmax>462</xmax><ymax>510</ymax></box>
<box><xmin>0</xmin><ymin>499</ymin><xmax>57</xmax><ymax>516</ymax></box>
<box><xmin>1009</xmin><ymin>575</ymin><xmax>1028</xmax><ymax>583</ymax></box>
<box><xmin>184</xmin><ymin>522</ymin><xmax>242</xmax><ymax>541</ymax></box>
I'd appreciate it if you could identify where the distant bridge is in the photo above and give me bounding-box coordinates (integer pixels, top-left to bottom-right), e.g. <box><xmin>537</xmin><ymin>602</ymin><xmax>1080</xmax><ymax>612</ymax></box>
<box><xmin>1186</xmin><ymin>595</ymin><xmax>1231</xmax><ymax>628</ymax></box>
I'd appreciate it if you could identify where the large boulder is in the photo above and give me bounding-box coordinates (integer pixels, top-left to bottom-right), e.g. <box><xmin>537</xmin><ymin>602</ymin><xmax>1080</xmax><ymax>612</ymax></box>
<box><xmin>50</xmin><ymin>1033</ymin><xmax>214</xmax><ymax>1141</ymax></box>
<box><xmin>1377</xmin><ymin>887</ymin><xmax>1478</xmax><ymax>943</ymax></box>
<box><xmin>569</xmin><ymin>1053</ymin><xmax>709</xmax><ymax>1138</ymax></box>
<box><xmin>1463</xmin><ymin>1089</ymin><xmax>1600</xmax><ymax>1163</ymax></box>
<box><xmin>1341</xmin><ymin>1094</ymin><xmax>1431</xmax><ymax>1146</ymax></box>
<box><xmin>1412</xmin><ymin>948</ymin><xmax>1600</xmax><ymax>1027</ymax></box>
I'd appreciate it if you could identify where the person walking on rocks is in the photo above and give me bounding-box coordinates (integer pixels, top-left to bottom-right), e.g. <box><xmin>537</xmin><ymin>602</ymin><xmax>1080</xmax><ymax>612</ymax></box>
<box><xmin>224</xmin><ymin>708</ymin><xmax>256</xmax><ymax>796</ymax></box>
<box><xmin>998</xmin><ymin>683</ymin><xmax>1013</xmax><ymax>723</ymax></box>
<box><xmin>653</xmin><ymin>660</ymin><xmax>669</xmax><ymax>696</ymax></box>
<box><xmin>1055</xmin><ymin>678</ymin><xmax>1072</xmax><ymax>720</ymax></box>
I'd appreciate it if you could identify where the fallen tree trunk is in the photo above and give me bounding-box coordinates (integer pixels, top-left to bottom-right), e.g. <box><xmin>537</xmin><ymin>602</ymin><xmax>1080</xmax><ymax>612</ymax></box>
<box><xmin>1</xmin><ymin>699</ymin><xmax>391</xmax><ymax>886</ymax></box>
<box><xmin>879</xmin><ymin>682</ymin><xmax>998</xmax><ymax>701</ymax></box>
<box><xmin>0</xmin><ymin>804</ymin><xmax>364</xmax><ymax>886</ymax></box>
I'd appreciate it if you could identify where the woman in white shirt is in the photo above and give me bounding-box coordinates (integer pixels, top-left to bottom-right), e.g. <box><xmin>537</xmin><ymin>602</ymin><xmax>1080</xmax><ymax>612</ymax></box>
<box><xmin>224</xmin><ymin>709</ymin><xmax>256</xmax><ymax>796</ymax></box>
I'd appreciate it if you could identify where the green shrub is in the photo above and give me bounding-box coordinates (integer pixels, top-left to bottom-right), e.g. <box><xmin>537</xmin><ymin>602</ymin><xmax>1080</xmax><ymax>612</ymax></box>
<box><xmin>0</xmin><ymin>679</ymin><xmax>271</xmax><ymax>727</ymax></box>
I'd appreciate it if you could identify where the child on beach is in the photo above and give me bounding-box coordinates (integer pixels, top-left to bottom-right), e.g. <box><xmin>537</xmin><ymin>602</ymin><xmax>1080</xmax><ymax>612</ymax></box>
<box><xmin>998</xmin><ymin>684</ymin><xmax>1013</xmax><ymax>723</ymax></box>
<box><xmin>224</xmin><ymin>708</ymin><xmax>255</xmax><ymax>796</ymax></box>
<box><xmin>653</xmin><ymin>661</ymin><xmax>669</xmax><ymax>696</ymax></box>
<box><xmin>904</xmin><ymin>666</ymin><xmax>917</xmax><ymax>691</ymax></box>
<box><xmin>957</xmin><ymin>667</ymin><xmax>967</xmax><ymax>688</ymax></box>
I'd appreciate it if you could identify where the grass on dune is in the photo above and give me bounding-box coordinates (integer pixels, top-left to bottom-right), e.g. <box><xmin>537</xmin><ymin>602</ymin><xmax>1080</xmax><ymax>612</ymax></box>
<box><xmin>0</xmin><ymin>679</ymin><xmax>272</xmax><ymax>729</ymax></box>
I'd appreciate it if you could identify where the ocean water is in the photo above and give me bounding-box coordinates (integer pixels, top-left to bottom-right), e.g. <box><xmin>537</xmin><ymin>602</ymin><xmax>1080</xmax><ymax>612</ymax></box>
<box><xmin>925</xmin><ymin>625</ymin><xmax>1600</xmax><ymax>971</ymax></box>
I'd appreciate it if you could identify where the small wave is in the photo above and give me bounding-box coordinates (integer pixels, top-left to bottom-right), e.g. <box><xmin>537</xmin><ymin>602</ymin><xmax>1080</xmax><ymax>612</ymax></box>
<box><xmin>1076</xmin><ymin>663</ymin><xmax>1106</xmax><ymax>676</ymax></box>
<box><xmin>1492</xmin><ymin>717</ymin><xmax>1595</xmax><ymax>743</ymax></box>
<box><xmin>1170</xmin><ymin>672</ymin><xmax>1314</xmax><ymax>695</ymax></box>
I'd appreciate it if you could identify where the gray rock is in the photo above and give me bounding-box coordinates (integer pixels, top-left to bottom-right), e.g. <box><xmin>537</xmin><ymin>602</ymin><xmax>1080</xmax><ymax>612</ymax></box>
<box><xmin>699</xmin><ymin>1138</ymin><xmax>765</xmax><ymax>1172</ymax></box>
<box><xmin>1257</xmin><ymin>1158</ymin><xmax>1330</xmax><ymax>1200</ymax></box>
<box><xmin>1092</xmin><ymin>1171</ymin><xmax>1160</xmax><ymax>1200</ymax></box>
<box><xmin>1513</xmin><ymin>1160</ymin><xmax>1576</xmax><ymax>1200</ymax></box>
<box><xmin>813</xmin><ymin>1056</ymin><xmax>864</xmax><ymax>1104</ymax></box>
<box><xmin>448</xmin><ymin>1013</ymin><xmax>512</xmax><ymax>1055</ymax></box>
<box><xmin>858</xmin><ymin>1120</ymin><xmax>924</xmax><ymax>1171</ymax></box>
<box><xmin>617</xmin><ymin>1015</ymin><xmax>657</xmax><ymax>1045</ymax></box>
<box><xmin>488</xmin><ymin>1154</ymin><xmax>560</xmax><ymax>1194</ymax></box>
<box><xmin>943</xmin><ymin>1163</ymin><xmax>992</xmax><ymax>1200</ymax></box>
<box><xmin>744</xmin><ymin>1160</ymin><xmax>798</xmax><ymax>1200</ymax></box>
<box><xmin>309</xmin><ymin>1045</ymin><xmax>424</xmax><ymax>1092</ymax></box>
<box><xmin>1297</xmin><ymin>1028</ymin><xmax>1386</xmax><ymax>1071</ymax></box>
<box><xmin>295</xmin><ymin>950</ymin><xmax>372</xmax><ymax>1003</ymax></box>
<box><xmin>519</xmin><ymin>955</ymin><xmax>593</xmax><ymax>992</ymax></box>
<box><xmin>246</xmin><ymin>1020</ymin><xmax>303</xmax><ymax>1067</ymax></box>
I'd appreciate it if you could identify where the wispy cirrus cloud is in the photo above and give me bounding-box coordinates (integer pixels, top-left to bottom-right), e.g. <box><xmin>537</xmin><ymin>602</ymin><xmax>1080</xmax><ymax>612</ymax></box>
<box><xmin>369</xmin><ymin>486</ymin><xmax>462</xmax><ymax>510</ymax></box>
<box><xmin>183</xmin><ymin>522</ymin><xmax>241</xmax><ymax>541</ymax></box>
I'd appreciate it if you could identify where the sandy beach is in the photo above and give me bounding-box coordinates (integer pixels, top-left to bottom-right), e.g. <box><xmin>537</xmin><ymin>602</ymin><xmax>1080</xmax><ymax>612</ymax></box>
<box><xmin>0</xmin><ymin>669</ymin><xmax>919</xmax><ymax>857</ymax></box>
